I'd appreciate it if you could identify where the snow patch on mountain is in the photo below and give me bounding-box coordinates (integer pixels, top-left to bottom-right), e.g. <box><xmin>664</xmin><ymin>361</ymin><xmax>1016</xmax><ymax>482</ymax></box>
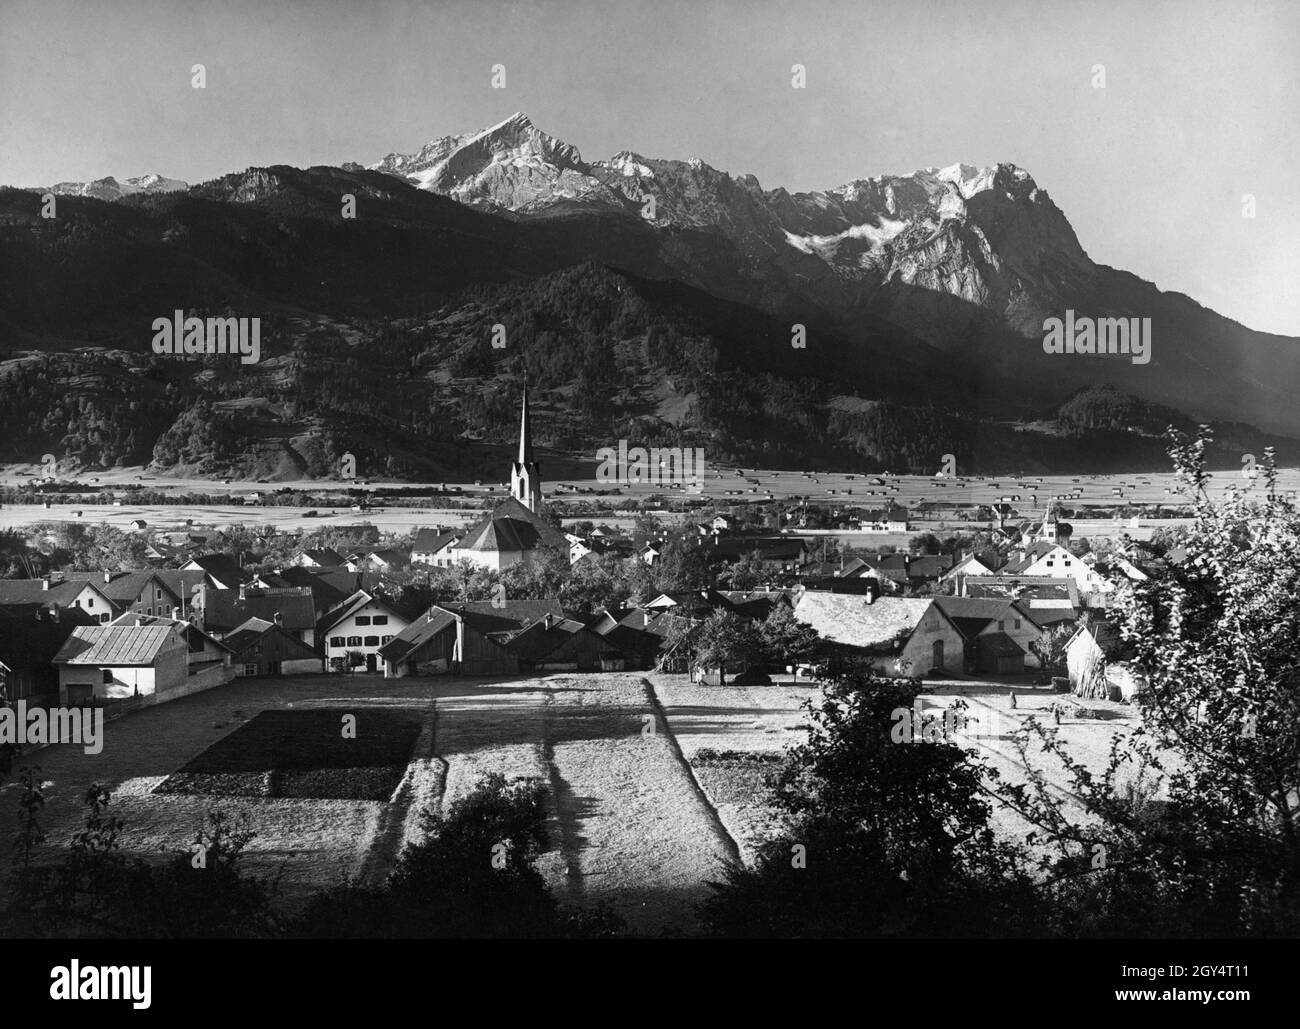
<box><xmin>27</xmin><ymin>173</ymin><xmax>188</xmax><ymax>201</ymax></box>
<box><xmin>783</xmin><ymin>216</ymin><xmax>910</xmax><ymax>254</ymax></box>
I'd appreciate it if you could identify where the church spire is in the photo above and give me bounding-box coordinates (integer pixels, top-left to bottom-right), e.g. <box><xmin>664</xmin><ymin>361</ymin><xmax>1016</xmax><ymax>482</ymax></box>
<box><xmin>510</xmin><ymin>375</ymin><xmax>543</xmax><ymax>511</ymax></box>
<box><xmin>518</xmin><ymin>373</ymin><xmax>534</xmax><ymax>464</ymax></box>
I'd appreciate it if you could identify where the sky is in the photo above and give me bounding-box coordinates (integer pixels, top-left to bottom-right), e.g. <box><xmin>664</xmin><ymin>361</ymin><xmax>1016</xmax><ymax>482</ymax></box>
<box><xmin>2</xmin><ymin>0</ymin><xmax>1297</xmax><ymax>335</ymax></box>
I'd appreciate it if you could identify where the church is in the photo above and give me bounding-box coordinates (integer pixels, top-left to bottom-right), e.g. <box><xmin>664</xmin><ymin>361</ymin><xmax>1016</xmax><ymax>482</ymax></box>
<box><xmin>445</xmin><ymin>381</ymin><xmax>569</xmax><ymax>571</ymax></box>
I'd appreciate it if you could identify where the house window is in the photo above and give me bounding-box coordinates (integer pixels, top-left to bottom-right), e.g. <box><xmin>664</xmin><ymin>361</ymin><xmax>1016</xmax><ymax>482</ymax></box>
<box><xmin>100</xmin><ymin>614</ymin><xmax>110</xmax><ymax>624</ymax></box>
<box><xmin>347</xmin><ymin>635</ymin><xmax>362</xmax><ymax>647</ymax></box>
<box><xmin>364</xmin><ymin>635</ymin><xmax>379</xmax><ymax>647</ymax></box>
<box><xmin>243</xmin><ymin>664</ymin><xmax>258</xmax><ymax>676</ymax></box>
<box><xmin>381</xmin><ymin>635</ymin><xmax>393</xmax><ymax>644</ymax></box>
<box><xmin>1014</xmin><ymin>619</ymin><xmax>1022</xmax><ymax>629</ymax></box>
<box><xmin>1064</xmin><ymin>559</ymin><xmax>1071</xmax><ymax>566</ymax></box>
<box><xmin>156</xmin><ymin>588</ymin><xmax>163</xmax><ymax>600</ymax></box>
<box><xmin>997</xmin><ymin>620</ymin><xmax>1005</xmax><ymax>630</ymax></box>
<box><xmin>102</xmin><ymin>670</ymin><xmax>113</xmax><ymax>684</ymax></box>
<box><xmin>87</xmin><ymin>598</ymin><xmax>94</xmax><ymax>608</ymax></box>
<box><xmin>355</xmin><ymin>615</ymin><xmax>372</xmax><ymax>626</ymax></box>
<box><xmin>372</xmin><ymin>615</ymin><xmax>388</xmax><ymax>626</ymax></box>
<box><xmin>330</xmin><ymin>636</ymin><xmax>345</xmax><ymax>648</ymax></box>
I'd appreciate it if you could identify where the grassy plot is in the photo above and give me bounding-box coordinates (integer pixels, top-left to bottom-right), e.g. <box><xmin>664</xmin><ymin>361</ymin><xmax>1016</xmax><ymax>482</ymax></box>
<box><xmin>156</xmin><ymin>707</ymin><xmax>425</xmax><ymax>801</ymax></box>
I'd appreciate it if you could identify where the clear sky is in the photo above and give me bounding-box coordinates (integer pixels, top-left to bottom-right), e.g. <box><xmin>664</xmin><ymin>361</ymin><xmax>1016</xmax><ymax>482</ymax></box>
<box><xmin>2</xmin><ymin>0</ymin><xmax>1296</xmax><ymax>335</ymax></box>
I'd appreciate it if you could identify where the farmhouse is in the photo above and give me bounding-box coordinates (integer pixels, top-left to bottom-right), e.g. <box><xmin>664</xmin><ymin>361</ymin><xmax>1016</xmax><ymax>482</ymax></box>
<box><xmin>792</xmin><ymin>588</ymin><xmax>964</xmax><ymax>676</ymax></box>
<box><xmin>359</xmin><ymin>548</ymin><xmax>409</xmax><ymax>571</ymax></box>
<box><xmin>320</xmin><ymin>590</ymin><xmax>411</xmax><ymax>673</ymax></box>
<box><xmin>0</xmin><ymin>576</ymin><xmax>116</xmax><ymax>624</ymax></box>
<box><xmin>194</xmin><ymin>585</ymin><xmax>318</xmax><ymax>646</ymax></box>
<box><xmin>378</xmin><ymin>600</ymin><xmax>566</xmax><ymax>677</ymax></box>
<box><xmin>180</xmin><ymin>553</ymin><xmax>247</xmax><ymax>590</ymax></box>
<box><xmin>410</xmin><ymin>529</ymin><xmax>461</xmax><ymax>567</ymax></box>
<box><xmin>223</xmin><ymin>617</ymin><xmax>322</xmax><ymax>676</ymax></box>
<box><xmin>963</xmin><ymin>576</ymin><xmax>1081</xmax><ymax>627</ymax></box>
<box><xmin>59</xmin><ymin>571</ymin><xmax>183</xmax><ymax>620</ymax></box>
<box><xmin>110</xmin><ymin>611</ymin><xmax>233</xmax><ymax>681</ymax></box>
<box><xmin>53</xmin><ymin>624</ymin><xmax>189</xmax><ymax>706</ymax></box>
<box><xmin>506</xmin><ymin>613</ymin><xmax>624</xmax><ymax>672</ymax></box>
<box><xmin>1002</xmin><ymin>541</ymin><xmax>1111</xmax><ymax>601</ymax></box>
<box><xmin>934</xmin><ymin>596</ymin><xmax>1045</xmax><ymax>673</ymax></box>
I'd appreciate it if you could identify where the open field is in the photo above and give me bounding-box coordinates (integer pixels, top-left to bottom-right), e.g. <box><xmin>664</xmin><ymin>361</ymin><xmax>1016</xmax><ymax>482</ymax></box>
<box><xmin>4</xmin><ymin>460</ymin><xmax>1293</xmax><ymax>538</ymax></box>
<box><xmin>0</xmin><ymin>675</ymin><xmax>440</xmax><ymax>907</ymax></box>
<box><xmin>0</xmin><ymin>667</ymin><xmax>1186</xmax><ymax>931</ymax></box>
<box><xmin>0</xmin><ymin>671</ymin><xmax>740</xmax><ymax>934</ymax></box>
<box><xmin>650</xmin><ymin>672</ymin><xmax>1168</xmax><ymax>870</ymax></box>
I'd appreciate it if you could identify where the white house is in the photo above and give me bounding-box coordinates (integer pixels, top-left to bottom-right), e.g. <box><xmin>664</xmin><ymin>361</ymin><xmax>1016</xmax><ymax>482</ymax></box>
<box><xmin>410</xmin><ymin>529</ymin><xmax>461</xmax><ymax>567</ymax></box>
<box><xmin>1002</xmin><ymin>542</ymin><xmax>1111</xmax><ymax>600</ymax></box>
<box><xmin>320</xmin><ymin>590</ymin><xmax>410</xmax><ymax>673</ymax></box>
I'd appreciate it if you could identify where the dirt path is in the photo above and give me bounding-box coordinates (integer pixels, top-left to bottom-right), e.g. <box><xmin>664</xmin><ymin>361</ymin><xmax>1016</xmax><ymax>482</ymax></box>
<box><xmin>430</xmin><ymin>673</ymin><xmax>738</xmax><ymax>935</ymax></box>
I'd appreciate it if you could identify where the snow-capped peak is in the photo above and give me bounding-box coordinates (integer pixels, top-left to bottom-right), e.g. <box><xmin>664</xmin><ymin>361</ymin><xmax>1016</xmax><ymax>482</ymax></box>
<box><xmin>25</xmin><ymin>173</ymin><xmax>188</xmax><ymax>201</ymax></box>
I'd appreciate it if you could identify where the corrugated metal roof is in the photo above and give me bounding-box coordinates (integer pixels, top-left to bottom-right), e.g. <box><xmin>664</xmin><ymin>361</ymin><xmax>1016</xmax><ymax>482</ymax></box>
<box><xmin>54</xmin><ymin>625</ymin><xmax>179</xmax><ymax>665</ymax></box>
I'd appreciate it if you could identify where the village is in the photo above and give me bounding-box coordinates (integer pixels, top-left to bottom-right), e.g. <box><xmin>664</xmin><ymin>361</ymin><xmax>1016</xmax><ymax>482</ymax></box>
<box><xmin>0</xmin><ymin>386</ymin><xmax>1160</xmax><ymax>706</ymax></box>
<box><xmin>0</xmin><ymin>385</ymin><xmax>1182</xmax><ymax>934</ymax></box>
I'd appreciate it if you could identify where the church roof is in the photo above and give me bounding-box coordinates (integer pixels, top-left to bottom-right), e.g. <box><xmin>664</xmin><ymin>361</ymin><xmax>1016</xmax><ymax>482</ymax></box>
<box><xmin>455</xmin><ymin>497</ymin><xmax>567</xmax><ymax>555</ymax></box>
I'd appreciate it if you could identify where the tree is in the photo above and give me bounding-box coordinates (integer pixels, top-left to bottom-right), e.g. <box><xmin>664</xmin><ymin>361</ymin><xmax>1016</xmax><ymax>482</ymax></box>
<box><xmin>720</xmin><ymin>550</ymin><xmax>767</xmax><ymax>590</ymax></box>
<box><xmin>652</xmin><ymin>536</ymin><xmax>713</xmax><ymax>593</ymax></box>
<box><xmin>909</xmin><ymin>532</ymin><xmax>943</xmax><ymax>555</ymax></box>
<box><xmin>996</xmin><ymin>429</ymin><xmax>1300</xmax><ymax>936</ymax></box>
<box><xmin>700</xmin><ymin>671</ymin><xmax>1037</xmax><ymax>936</ymax></box>
<box><xmin>294</xmin><ymin>773</ymin><xmax>567</xmax><ymax>938</ymax></box>
<box><xmin>693</xmin><ymin>610</ymin><xmax>762</xmax><ymax>686</ymax></box>
<box><xmin>757</xmin><ymin>603</ymin><xmax>819</xmax><ymax>669</ymax></box>
<box><xmin>1029</xmin><ymin>624</ymin><xmax>1074</xmax><ymax>679</ymax></box>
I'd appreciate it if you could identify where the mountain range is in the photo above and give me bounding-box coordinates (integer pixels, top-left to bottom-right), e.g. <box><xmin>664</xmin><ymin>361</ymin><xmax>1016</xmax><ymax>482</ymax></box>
<box><xmin>2</xmin><ymin>112</ymin><xmax>1297</xmax><ymax>480</ymax></box>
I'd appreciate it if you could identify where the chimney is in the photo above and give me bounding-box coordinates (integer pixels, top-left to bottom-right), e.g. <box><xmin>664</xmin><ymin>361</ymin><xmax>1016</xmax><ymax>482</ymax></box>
<box><xmin>864</xmin><ymin>580</ymin><xmax>880</xmax><ymax>605</ymax></box>
<box><xmin>543</xmin><ymin>613</ymin><xmax>554</xmax><ymax>630</ymax></box>
<box><xmin>274</xmin><ymin>611</ymin><xmax>284</xmax><ymax>626</ymax></box>
<box><xmin>238</xmin><ymin>583</ymin><xmax>246</xmax><ymax>601</ymax></box>
<box><xmin>41</xmin><ymin>577</ymin><xmax>51</xmax><ymax>591</ymax></box>
<box><xmin>171</xmin><ymin>605</ymin><xmax>181</xmax><ymax>620</ymax></box>
<box><xmin>103</xmin><ymin>570</ymin><xmax>112</xmax><ymax>583</ymax></box>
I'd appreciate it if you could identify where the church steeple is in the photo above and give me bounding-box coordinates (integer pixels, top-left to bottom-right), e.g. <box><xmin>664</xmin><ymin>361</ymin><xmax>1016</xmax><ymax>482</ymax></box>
<box><xmin>517</xmin><ymin>375</ymin><xmax>534</xmax><ymax>464</ymax></box>
<box><xmin>510</xmin><ymin>376</ymin><xmax>543</xmax><ymax>511</ymax></box>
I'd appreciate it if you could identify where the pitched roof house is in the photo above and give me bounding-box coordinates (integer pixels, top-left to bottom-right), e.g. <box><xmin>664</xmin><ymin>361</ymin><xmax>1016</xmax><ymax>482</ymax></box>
<box><xmin>0</xmin><ymin>576</ymin><xmax>115</xmax><ymax>624</ymax></box>
<box><xmin>180</xmin><ymin>553</ymin><xmax>247</xmax><ymax>590</ymax></box>
<box><xmin>411</xmin><ymin>529</ymin><xmax>461</xmax><ymax>567</ymax></box>
<box><xmin>53</xmin><ymin>624</ymin><xmax>189</xmax><ymax>706</ymax></box>
<box><xmin>792</xmin><ymin>590</ymin><xmax>964</xmax><ymax>677</ymax></box>
<box><xmin>223</xmin><ymin>617</ymin><xmax>322</xmax><ymax>676</ymax></box>
<box><xmin>293</xmin><ymin>548</ymin><xmax>347</xmax><ymax>569</ymax></box>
